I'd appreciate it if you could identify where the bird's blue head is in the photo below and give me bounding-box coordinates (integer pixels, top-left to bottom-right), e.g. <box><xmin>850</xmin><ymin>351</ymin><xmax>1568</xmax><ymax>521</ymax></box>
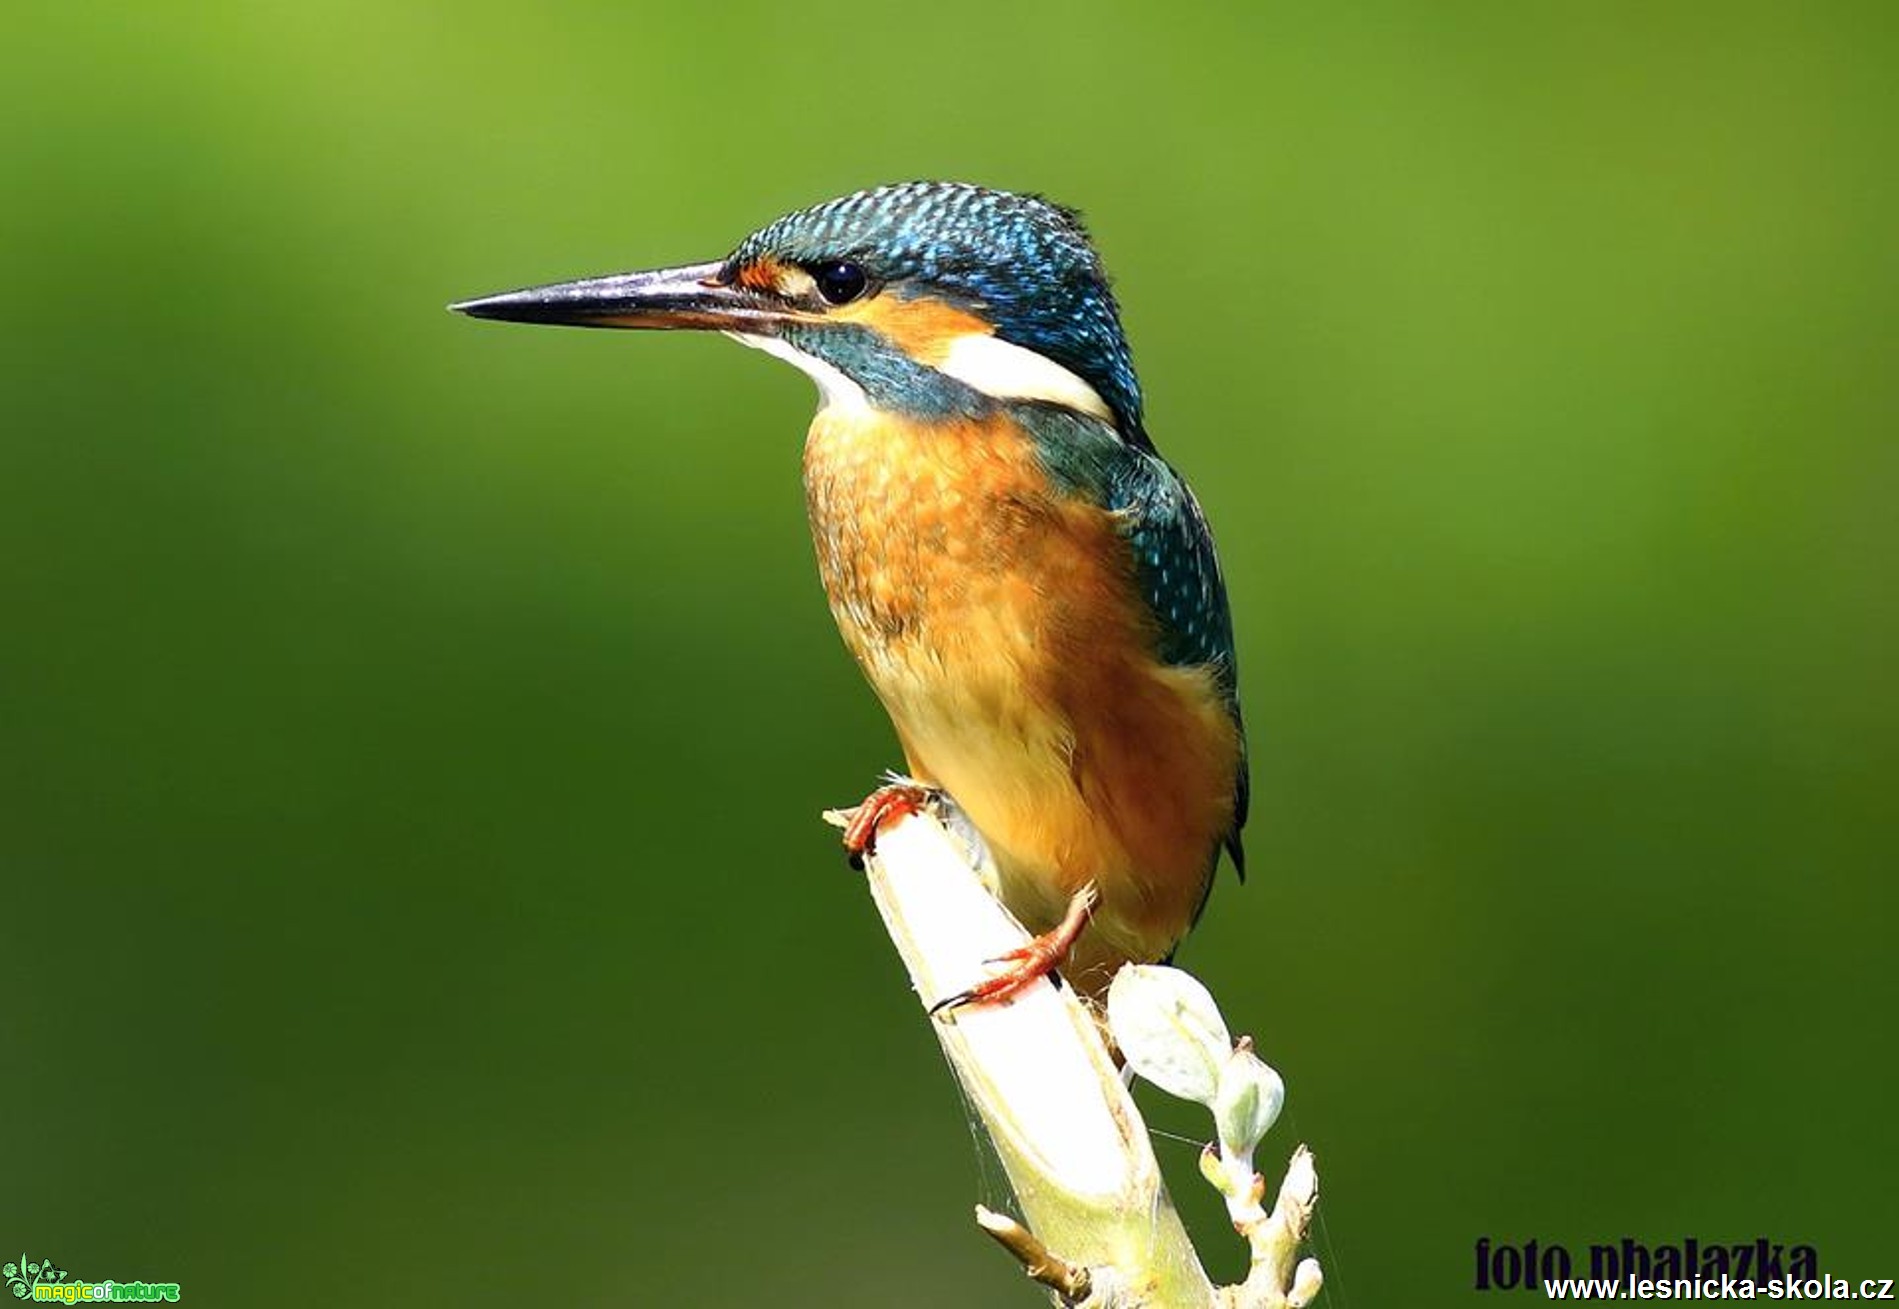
<box><xmin>455</xmin><ymin>182</ymin><xmax>1149</xmax><ymax>444</ymax></box>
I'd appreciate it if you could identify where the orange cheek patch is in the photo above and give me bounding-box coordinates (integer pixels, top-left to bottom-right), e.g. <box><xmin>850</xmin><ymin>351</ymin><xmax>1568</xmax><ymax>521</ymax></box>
<box><xmin>834</xmin><ymin>294</ymin><xmax>992</xmax><ymax>364</ymax></box>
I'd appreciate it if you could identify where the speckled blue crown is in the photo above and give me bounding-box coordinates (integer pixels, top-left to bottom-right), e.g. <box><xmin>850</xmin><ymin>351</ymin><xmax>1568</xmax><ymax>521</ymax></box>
<box><xmin>729</xmin><ymin>182</ymin><xmax>1145</xmax><ymax>437</ymax></box>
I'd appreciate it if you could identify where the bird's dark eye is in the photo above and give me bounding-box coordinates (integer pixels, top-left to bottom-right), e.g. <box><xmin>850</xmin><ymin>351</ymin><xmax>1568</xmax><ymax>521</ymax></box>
<box><xmin>811</xmin><ymin>260</ymin><xmax>869</xmax><ymax>305</ymax></box>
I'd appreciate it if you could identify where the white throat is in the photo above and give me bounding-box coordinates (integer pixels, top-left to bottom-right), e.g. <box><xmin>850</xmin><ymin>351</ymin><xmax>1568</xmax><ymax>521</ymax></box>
<box><xmin>725</xmin><ymin>332</ymin><xmax>869</xmax><ymax>415</ymax></box>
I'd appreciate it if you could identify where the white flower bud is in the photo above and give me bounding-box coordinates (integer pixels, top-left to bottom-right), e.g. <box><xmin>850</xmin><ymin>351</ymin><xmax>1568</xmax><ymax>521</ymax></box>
<box><xmin>1106</xmin><ymin>964</ymin><xmax>1232</xmax><ymax>1105</ymax></box>
<box><xmin>1289</xmin><ymin>1257</ymin><xmax>1324</xmax><ymax>1308</ymax></box>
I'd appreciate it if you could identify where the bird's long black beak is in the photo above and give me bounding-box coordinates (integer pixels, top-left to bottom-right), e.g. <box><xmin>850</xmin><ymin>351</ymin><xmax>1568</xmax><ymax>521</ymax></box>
<box><xmin>450</xmin><ymin>260</ymin><xmax>782</xmax><ymax>332</ymax></box>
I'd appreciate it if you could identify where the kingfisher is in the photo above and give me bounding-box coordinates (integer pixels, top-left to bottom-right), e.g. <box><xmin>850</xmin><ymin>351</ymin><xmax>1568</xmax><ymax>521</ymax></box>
<box><xmin>453</xmin><ymin>182</ymin><xmax>1246</xmax><ymax>1007</ymax></box>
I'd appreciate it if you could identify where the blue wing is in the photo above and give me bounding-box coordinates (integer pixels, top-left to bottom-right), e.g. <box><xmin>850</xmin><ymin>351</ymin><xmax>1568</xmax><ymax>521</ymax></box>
<box><xmin>1016</xmin><ymin>407</ymin><xmax>1249</xmax><ymax>881</ymax></box>
<box><xmin>1109</xmin><ymin>450</ymin><xmax>1250</xmax><ymax>879</ymax></box>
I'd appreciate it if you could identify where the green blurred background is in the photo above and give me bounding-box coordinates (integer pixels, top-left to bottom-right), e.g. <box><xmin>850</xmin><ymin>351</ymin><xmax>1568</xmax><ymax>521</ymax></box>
<box><xmin>4</xmin><ymin>2</ymin><xmax>1893</xmax><ymax>1304</ymax></box>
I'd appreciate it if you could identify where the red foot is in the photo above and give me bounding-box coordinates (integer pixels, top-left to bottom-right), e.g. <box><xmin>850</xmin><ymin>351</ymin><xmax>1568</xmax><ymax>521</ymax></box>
<box><xmin>841</xmin><ymin>782</ymin><xmax>932</xmax><ymax>867</ymax></box>
<box><xmin>931</xmin><ymin>885</ymin><xmax>1099</xmax><ymax>1014</ymax></box>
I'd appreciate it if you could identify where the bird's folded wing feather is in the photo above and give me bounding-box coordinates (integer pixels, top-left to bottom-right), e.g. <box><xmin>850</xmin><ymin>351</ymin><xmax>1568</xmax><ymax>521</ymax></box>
<box><xmin>1108</xmin><ymin>451</ymin><xmax>1250</xmax><ymax>878</ymax></box>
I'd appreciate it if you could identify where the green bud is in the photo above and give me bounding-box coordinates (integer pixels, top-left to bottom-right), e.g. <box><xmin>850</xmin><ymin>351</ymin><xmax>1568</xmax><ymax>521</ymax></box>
<box><xmin>1213</xmin><ymin>1043</ymin><xmax>1285</xmax><ymax>1158</ymax></box>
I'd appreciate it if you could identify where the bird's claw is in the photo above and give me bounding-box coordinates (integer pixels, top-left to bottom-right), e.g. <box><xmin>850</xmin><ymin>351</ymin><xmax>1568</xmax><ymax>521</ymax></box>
<box><xmin>841</xmin><ymin>780</ymin><xmax>935</xmax><ymax>868</ymax></box>
<box><xmin>929</xmin><ymin>884</ymin><xmax>1099</xmax><ymax>1016</ymax></box>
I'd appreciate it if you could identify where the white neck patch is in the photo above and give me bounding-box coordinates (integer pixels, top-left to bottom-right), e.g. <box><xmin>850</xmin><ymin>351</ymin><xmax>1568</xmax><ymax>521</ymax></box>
<box><xmin>726</xmin><ymin>328</ymin><xmax>1116</xmax><ymax>426</ymax></box>
<box><xmin>933</xmin><ymin>334</ymin><xmax>1115</xmax><ymax>424</ymax></box>
<box><xmin>725</xmin><ymin>332</ymin><xmax>870</xmax><ymax>415</ymax></box>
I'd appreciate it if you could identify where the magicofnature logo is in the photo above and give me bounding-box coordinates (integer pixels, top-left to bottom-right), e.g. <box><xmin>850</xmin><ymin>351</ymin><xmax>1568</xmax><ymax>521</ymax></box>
<box><xmin>4</xmin><ymin>1257</ymin><xmax>66</xmax><ymax>1300</ymax></box>
<box><xmin>3</xmin><ymin>1256</ymin><xmax>179</xmax><ymax>1303</ymax></box>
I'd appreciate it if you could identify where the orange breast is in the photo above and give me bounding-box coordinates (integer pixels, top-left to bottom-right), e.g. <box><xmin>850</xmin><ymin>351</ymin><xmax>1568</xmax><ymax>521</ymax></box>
<box><xmin>803</xmin><ymin>408</ymin><xmax>1241</xmax><ymax>993</ymax></box>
